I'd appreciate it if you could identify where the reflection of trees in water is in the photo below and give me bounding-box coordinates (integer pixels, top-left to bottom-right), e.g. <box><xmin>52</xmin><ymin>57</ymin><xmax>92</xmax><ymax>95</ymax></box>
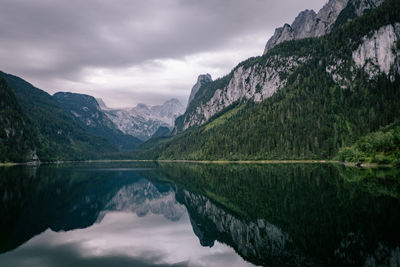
<box><xmin>0</xmin><ymin>166</ymin><xmax>182</xmax><ymax>254</ymax></box>
<box><xmin>156</xmin><ymin>163</ymin><xmax>400</xmax><ymax>266</ymax></box>
<box><xmin>1</xmin><ymin>163</ymin><xmax>400</xmax><ymax>266</ymax></box>
<box><xmin>177</xmin><ymin>189</ymin><xmax>307</xmax><ymax>267</ymax></box>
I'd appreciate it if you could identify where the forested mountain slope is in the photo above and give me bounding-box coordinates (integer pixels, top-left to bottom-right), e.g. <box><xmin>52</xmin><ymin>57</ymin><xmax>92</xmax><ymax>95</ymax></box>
<box><xmin>53</xmin><ymin>92</ymin><xmax>142</xmax><ymax>150</ymax></box>
<box><xmin>175</xmin><ymin>0</ymin><xmax>392</xmax><ymax>133</ymax></box>
<box><xmin>0</xmin><ymin>76</ymin><xmax>37</xmax><ymax>162</ymax></box>
<box><xmin>141</xmin><ymin>0</ymin><xmax>400</xmax><ymax>160</ymax></box>
<box><xmin>1</xmin><ymin>72</ymin><xmax>118</xmax><ymax>161</ymax></box>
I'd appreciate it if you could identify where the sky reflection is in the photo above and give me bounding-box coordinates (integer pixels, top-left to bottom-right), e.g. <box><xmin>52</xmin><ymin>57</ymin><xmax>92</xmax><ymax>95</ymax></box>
<box><xmin>0</xmin><ymin>188</ymin><xmax>254</xmax><ymax>267</ymax></box>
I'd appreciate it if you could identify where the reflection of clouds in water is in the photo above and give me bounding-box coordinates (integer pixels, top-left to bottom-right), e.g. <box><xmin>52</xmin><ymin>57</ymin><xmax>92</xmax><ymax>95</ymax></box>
<box><xmin>97</xmin><ymin>179</ymin><xmax>186</xmax><ymax>223</ymax></box>
<box><xmin>0</xmin><ymin>240</ymin><xmax>187</xmax><ymax>267</ymax></box>
<box><xmin>0</xmin><ymin>211</ymin><xmax>254</xmax><ymax>267</ymax></box>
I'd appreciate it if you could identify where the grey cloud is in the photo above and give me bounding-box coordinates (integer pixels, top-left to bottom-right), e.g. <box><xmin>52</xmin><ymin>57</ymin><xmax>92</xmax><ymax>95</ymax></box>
<box><xmin>0</xmin><ymin>0</ymin><xmax>326</xmax><ymax>105</ymax></box>
<box><xmin>0</xmin><ymin>0</ymin><xmax>325</xmax><ymax>77</ymax></box>
<box><xmin>0</xmin><ymin>241</ymin><xmax>188</xmax><ymax>267</ymax></box>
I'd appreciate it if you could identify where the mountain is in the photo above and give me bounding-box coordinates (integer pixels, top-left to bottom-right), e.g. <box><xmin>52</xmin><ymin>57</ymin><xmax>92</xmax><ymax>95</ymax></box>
<box><xmin>96</xmin><ymin>98</ymin><xmax>110</xmax><ymax>110</ymax></box>
<box><xmin>0</xmin><ymin>75</ymin><xmax>38</xmax><ymax>162</ymax></box>
<box><xmin>0</xmin><ymin>71</ymin><xmax>118</xmax><ymax>161</ymax></box>
<box><xmin>53</xmin><ymin>92</ymin><xmax>142</xmax><ymax>150</ymax></box>
<box><xmin>187</xmin><ymin>74</ymin><xmax>213</xmax><ymax>106</ymax></box>
<box><xmin>100</xmin><ymin>98</ymin><xmax>185</xmax><ymax>141</ymax></box>
<box><xmin>143</xmin><ymin>0</ymin><xmax>400</xmax><ymax>160</ymax></box>
<box><xmin>151</xmin><ymin>126</ymin><xmax>171</xmax><ymax>138</ymax></box>
<box><xmin>263</xmin><ymin>0</ymin><xmax>384</xmax><ymax>54</ymax></box>
<box><xmin>175</xmin><ymin>0</ymin><xmax>389</xmax><ymax>134</ymax></box>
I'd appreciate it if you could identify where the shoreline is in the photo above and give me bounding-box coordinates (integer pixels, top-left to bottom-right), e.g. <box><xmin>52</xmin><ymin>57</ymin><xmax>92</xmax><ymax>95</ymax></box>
<box><xmin>0</xmin><ymin>162</ymin><xmax>19</xmax><ymax>167</ymax></box>
<box><xmin>0</xmin><ymin>159</ymin><xmax>395</xmax><ymax>168</ymax></box>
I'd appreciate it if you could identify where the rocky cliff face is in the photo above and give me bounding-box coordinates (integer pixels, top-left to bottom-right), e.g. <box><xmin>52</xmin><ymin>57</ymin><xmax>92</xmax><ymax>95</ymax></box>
<box><xmin>264</xmin><ymin>10</ymin><xmax>316</xmax><ymax>52</ymax></box>
<box><xmin>187</xmin><ymin>74</ymin><xmax>212</xmax><ymax>106</ymax></box>
<box><xmin>263</xmin><ymin>0</ymin><xmax>384</xmax><ymax>54</ymax></box>
<box><xmin>326</xmin><ymin>22</ymin><xmax>400</xmax><ymax>87</ymax></box>
<box><xmin>174</xmin><ymin>0</ymin><xmax>389</xmax><ymax>133</ymax></box>
<box><xmin>352</xmin><ymin>23</ymin><xmax>400</xmax><ymax>78</ymax></box>
<box><xmin>101</xmin><ymin>98</ymin><xmax>185</xmax><ymax>141</ymax></box>
<box><xmin>176</xmin><ymin>55</ymin><xmax>309</xmax><ymax>131</ymax></box>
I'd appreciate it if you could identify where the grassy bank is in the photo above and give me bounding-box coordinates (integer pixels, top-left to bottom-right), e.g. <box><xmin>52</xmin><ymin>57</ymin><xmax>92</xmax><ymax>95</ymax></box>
<box><xmin>0</xmin><ymin>162</ymin><xmax>18</xmax><ymax>167</ymax></box>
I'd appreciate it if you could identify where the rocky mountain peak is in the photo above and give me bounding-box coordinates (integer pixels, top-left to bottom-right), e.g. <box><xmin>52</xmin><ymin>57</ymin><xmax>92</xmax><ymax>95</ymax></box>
<box><xmin>198</xmin><ymin>73</ymin><xmax>212</xmax><ymax>82</ymax></box>
<box><xmin>187</xmin><ymin>74</ymin><xmax>213</xmax><ymax>106</ymax></box>
<box><xmin>291</xmin><ymin>9</ymin><xmax>317</xmax><ymax>39</ymax></box>
<box><xmin>99</xmin><ymin>98</ymin><xmax>185</xmax><ymax>141</ymax></box>
<box><xmin>263</xmin><ymin>0</ymin><xmax>384</xmax><ymax>54</ymax></box>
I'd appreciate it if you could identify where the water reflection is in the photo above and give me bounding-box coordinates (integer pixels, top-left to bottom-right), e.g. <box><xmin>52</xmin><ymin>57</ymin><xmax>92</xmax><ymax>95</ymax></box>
<box><xmin>0</xmin><ymin>165</ymin><xmax>253</xmax><ymax>267</ymax></box>
<box><xmin>0</xmin><ymin>163</ymin><xmax>400</xmax><ymax>266</ymax></box>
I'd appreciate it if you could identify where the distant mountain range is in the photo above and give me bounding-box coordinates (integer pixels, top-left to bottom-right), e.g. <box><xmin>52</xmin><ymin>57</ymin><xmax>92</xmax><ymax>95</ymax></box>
<box><xmin>98</xmin><ymin>98</ymin><xmax>184</xmax><ymax>141</ymax></box>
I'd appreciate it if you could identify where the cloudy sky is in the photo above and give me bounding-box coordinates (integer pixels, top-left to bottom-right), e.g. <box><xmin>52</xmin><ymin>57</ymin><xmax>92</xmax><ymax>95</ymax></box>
<box><xmin>0</xmin><ymin>0</ymin><xmax>326</xmax><ymax>108</ymax></box>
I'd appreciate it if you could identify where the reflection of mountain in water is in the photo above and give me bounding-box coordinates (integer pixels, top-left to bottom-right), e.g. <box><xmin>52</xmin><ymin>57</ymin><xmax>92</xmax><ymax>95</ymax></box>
<box><xmin>2</xmin><ymin>163</ymin><xmax>400</xmax><ymax>267</ymax></box>
<box><xmin>154</xmin><ymin>163</ymin><xmax>400</xmax><ymax>267</ymax></box>
<box><xmin>177</xmin><ymin>189</ymin><xmax>308</xmax><ymax>267</ymax></box>
<box><xmin>0</xmin><ymin>166</ymin><xmax>184</xmax><ymax>254</ymax></box>
<box><xmin>100</xmin><ymin>179</ymin><xmax>185</xmax><ymax>222</ymax></box>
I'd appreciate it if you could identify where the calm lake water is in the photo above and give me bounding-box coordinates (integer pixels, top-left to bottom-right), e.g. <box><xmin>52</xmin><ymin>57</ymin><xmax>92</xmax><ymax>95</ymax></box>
<box><xmin>0</xmin><ymin>162</ymin><xmax>400</xmax><ymax>267</ymax></box>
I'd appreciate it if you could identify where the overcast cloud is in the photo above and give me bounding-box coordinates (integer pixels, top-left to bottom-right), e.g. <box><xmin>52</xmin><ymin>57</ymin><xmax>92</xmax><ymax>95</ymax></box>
<box><xmin>0</xmin><ymin>0</ymin><xmax>326</xmax><ymax>107</ymax></box>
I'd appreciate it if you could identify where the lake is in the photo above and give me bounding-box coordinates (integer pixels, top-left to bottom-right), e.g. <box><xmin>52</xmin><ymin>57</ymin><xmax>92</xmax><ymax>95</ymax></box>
<box><xmin>0</xmin><ymin>162</ymin><xmax>399</xmax><ymax>266</ymax></box>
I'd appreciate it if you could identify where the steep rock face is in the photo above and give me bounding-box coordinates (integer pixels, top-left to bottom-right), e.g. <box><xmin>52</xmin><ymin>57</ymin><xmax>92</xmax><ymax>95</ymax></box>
<box><xmin>263</xmin><ymin>0</ymin><xmax>384</xmax><ymax>54</ymax></box>
<box><xmin>176</xmin><ymin>56</ymin><xmax>308</xmax><ymax>131</ymax></box>
<box><xmin>290</xmin><ymin>10</ymin><xmax>317</xmax><ymax>39</ymax></box>
<box><xmin>102</xmin><ymin>99</ymin><xmax>184</xmax><ymax>141</ymax></box>
<box><xmin>187</xmin><ymin>74</ymin><xmax>212</xmax><ymax>106</ymax></box>
<box><xmin>352</xmin><ymin>23</ymin><xmax>400</xmax><ymax>78</ymax></box>
<box><xmin>264</xmin><ymin>11</ymin><xmax>316</xmax><ymax>52</ymax></box>
<box><xmin>327</xmin><ymin>22</ymin><xmax>400</xmax><ymax>87</ymax></box>
<box><xmin>150</xmin><ymin>98</ymin><xmax>185</xmax><ymax>124</ymax></box>
<box><xmin>311</xmin><ymin>0</ymin><xmax>349</xmax><ymax>37</ymax></box>
<box><xmin>103</xmin><ymin>109</ymin><xmax>166</xmax><ymax>141</ymax></box>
